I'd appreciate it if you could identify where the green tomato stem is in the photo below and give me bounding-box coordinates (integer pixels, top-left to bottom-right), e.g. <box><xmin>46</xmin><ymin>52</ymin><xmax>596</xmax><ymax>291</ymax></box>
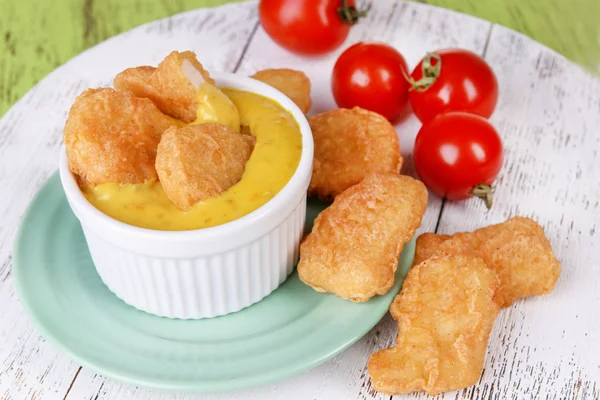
<box><xmin>471</xmin><ymin>183</ymin><xmax>494</xmax><ymax>210</ymax></box>
<box><xmin>337</xmin><ymin>0</ymin><xmax>370</xmax><ymax>25</ymax></box>
<box><xmin>404</xmin><ymin>52</ymin><xmax>442</xmax><ymax>92</ymax></box>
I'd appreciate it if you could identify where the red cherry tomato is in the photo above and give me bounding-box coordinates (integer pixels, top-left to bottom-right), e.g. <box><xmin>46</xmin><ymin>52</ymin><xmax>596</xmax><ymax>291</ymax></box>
<box><xmin>332</xmin><ymin>42</ymin><xmax>410</xmax><ymax>121</ymax></box>
<box><xmin>258</xmin><ymin>0</ymin><xmax>367</xmax><ymax>56</ymax></box>
<box><xmin>409</xmin><ymin>49</ymin><xmax>498</xmax><ymax>123</ymax></box>
<box><xmin>413</xmin><ymin>112</ymin><xmax>503</xmax><ymax>208</ymax></box>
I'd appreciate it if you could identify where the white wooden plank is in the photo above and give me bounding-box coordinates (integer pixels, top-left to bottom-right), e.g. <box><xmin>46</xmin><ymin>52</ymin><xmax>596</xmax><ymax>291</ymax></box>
<box><xmin>0</xmin><ymin>3</ymin><xmax>259</xmax><ymax>400</ymax></box>
<box><xmin>3</xmin><ymin>0</ymin><xmax>598</xmax><ymax>399</ymax></box>
<box><xmin>66</xmin><ymin>2</ymin><xmax>491</xmax><ymax>399</ymax></box>
<box><xmin>408</xmin><ymin>26</ymin><xmax>600</xmax><ymax>399</ymax></box>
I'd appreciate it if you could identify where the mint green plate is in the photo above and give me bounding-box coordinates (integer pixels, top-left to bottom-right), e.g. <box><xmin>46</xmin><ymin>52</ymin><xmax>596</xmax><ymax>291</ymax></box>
<box><xmin>13</xmin><ymin>172</ymin><xmax>415</xmax><ymax>392</ymax></box>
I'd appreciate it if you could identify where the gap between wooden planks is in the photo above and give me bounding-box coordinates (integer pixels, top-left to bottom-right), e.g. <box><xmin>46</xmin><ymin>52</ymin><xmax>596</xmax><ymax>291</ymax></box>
<box><xmin>65</xmin><ymin>1</ymin><xmax>472</xmax><ymax>397</ymax></box>
<box><xmin>0</xmin><ymin>1</ymin><xmax>598</xmax><ymax>399</ymax></box>
<box><xmin>0</xmin><ymin>3</ymin><xmax>260</xmax><ymax>400</ymax></box>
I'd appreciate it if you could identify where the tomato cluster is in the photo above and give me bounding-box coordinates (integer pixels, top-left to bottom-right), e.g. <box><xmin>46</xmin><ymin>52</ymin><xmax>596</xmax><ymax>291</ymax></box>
<box><xmin>334</xmin><ymin>45</ymin><xmax>503</xmax><ymax>208</ymax></box>
<box><xmin>259</xmin><ymin>0</ymin><xmax>503</xmax><ymax>208</ymax></box>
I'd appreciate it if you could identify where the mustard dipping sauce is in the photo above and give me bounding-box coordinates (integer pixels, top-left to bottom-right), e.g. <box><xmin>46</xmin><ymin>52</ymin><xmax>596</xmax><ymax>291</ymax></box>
<box><xmin>193</xmin><ymin>82</ymin><xmax>241</xmax><ymax>132</ymax></box>
<box><xmin>83</xmin><ymin>88</ymin><xmax>303</xmax><ymax>231</ymax></box>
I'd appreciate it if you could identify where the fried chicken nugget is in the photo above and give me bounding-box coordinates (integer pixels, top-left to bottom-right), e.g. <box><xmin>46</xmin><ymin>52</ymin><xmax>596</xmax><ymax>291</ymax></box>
<box><xmin>308</xmin><ymin>107</ymin><xmax>402</xmax><ymax>200</ymax></box>
<box><xmin>297</xmin><ymin>173</ymin><xmax>428</xmax><ymax>302</ymax></box>
<box><xmin>64</xmin><ymin>88</ymin><xmax>179</xmax><ymax>186</ymax></box>
<box><xmin>112</xmin><ymin>65</ymin><xmax>156</xmax><ymax>102</ymax></box>
<box><xmin>155</xmin><ymin>123</ymin><xmax>255</xmax><ymax>210</ymax></box>
<box><xmin>368</xmin><ymin>255</ymin><xmax>500</xmax><ymax>395</ymax></box>
<box><xmin>413</xmin><ymin>233</ymin><xmax>451</xmax><ymax>265</ymax></box>
<box><xmin>414</xmin><ymin>217</ymin><xmax>561</xmax><ymax>306</ymax></box>
<box><xmin>250</xmin><ymin>68</ymin><xmax>312</xmax><ymax>114</ymax></box>
<box><xmin>114</xmin><ymin>51</ymin><xmax>215</xmax><ymax>123</ymax></box>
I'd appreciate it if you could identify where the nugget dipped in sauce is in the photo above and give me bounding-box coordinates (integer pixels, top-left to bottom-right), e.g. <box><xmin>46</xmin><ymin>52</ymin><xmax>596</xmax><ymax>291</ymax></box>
<box><xmin>251</xmin><ymin>68</ymin><xmax>312</xmax><ymax>114</ymax></box>
<box><xmin>156</xmin><ymin>123</ymin><xmax>255</xmax><ymax>210</ymax></box>
<box><xmin>368</xmin><ymin>255</ymin><xmax>500</xmax><ymax>395</ymax></box>
<box><xmin>115</xmin><ymin>51</ymin><xmax>240</xmax><ymax>131</ymax></box>
<box><xmin>308</xmin><ymin>107</ymin><xmax>402</xmax><ymax>200</ymax></box>
<box><xmin>64</xmin><ymin>88</ymin><xmax>179</xmax><ymax>186</ymax></box>
<box><xmin>413</xmin><ymin>217</ymin><xmax>561</xmax><ymax>307</ymax></box>
<box><xmin>298</xmin><ymin>173</ymin><xmax>427</xmax><ymax>302</ymax></box>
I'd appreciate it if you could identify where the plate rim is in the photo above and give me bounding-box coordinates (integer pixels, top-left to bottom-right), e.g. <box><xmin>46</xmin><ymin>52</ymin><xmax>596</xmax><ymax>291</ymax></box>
<box><xmin>13</xmin><ymin>172</ymin><xmax>415</xmax><ymax>392</ymax></box>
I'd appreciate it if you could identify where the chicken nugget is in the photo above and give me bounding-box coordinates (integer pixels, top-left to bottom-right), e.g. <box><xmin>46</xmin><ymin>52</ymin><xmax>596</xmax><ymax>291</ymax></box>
<box><xmin>413</xmin><ymin>233</ymin><xmax>451</xmax><ymax>265</ymax></box>
<box><xmin>250</xmin><ymin>68</ymin><xmax>312</xmax><ymax>114</ymax></box>
<box><xmin>112</xmin><ymin>65</ymin><xmax>157</xmax><ymax>102</ymax></box>
<box><xmin>297</xmin><ymin>173</ymin><xmax>427</xmax><ymax>302</ymax></box>
<box><xmin>308</xmin><ymin>107</ymin><xmax>402</xmax><ymax>200</ymax></box>
<box><xmin>413</xmin><ymin>217</ymin><xmax>561</xmax><ymax>306</ymax></box>
<box><xmin>155</xmin><ymin>123</ymin><xmax>255</xmax><ymax>210</ymax></box>
<box><xmin>368</xmin><ymin>254</ymin><xmax>500</xmax><ymax>395</ymax></box>
<box><xmin>114</xmin><ymin>51</ymin><xmax>215</xmax><ymax>123</ymax></box>
<box><xmin>64</xmin><ymin>88</ymin><xmax>179</xmax><ymax>186</ymax></box>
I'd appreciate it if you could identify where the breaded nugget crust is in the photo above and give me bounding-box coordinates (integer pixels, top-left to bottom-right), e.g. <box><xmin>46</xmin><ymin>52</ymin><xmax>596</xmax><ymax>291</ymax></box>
<box><xmin>308</xmin><ymin>107</ymin><xmax>402</xmax><ymax>199</ymax></box>
<box><xmin>114</xmin><ymin>51</ymin><xmax>214</xmax><ymax>123</ymax></box>
<box><xmin>413</xmin><ymin>233</ymin><xmax>451</xmax><ymax>265</ymax></box>
<box><xmin>155</xmin><ymin>123</ymin><xmax>255</xmax><ymax>210</ymax></box>
<box><xmin>64</xmin><ymin>88</ymin><xmax>177</xmax><ymax>186</ymax></box>
<box><xmin>251</xmin><ymin>68</ymin><xmax>312</xmax><ymax>114</ymax></box>
<box><xmin>113</xmin><ymin>65</ymin><xmax>157</xmax><ymax>105</ymax></box>
<box><xmin>297</xmin><ymin>173</ymin><xmax>428</xmax><ymax>302</ymax></box>
<box><xmin>414</xmin><ymin>217</ymin><xmax>561</xmax><ymax>306</ymax></box>
<box><xmin>368</xmin><ymin>255</ymin><xmax>500</xmax><ymax>395</ymax></box>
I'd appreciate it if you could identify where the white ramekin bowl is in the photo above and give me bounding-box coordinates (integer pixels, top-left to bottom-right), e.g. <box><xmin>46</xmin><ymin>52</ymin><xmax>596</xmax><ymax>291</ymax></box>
<box><xmin>59</xmin><ymin>72</ymin><xmax>314</xmax><ymax>319</ymax></box>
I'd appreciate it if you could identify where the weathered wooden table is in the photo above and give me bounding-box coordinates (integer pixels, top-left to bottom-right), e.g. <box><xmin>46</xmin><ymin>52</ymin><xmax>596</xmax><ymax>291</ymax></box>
<box><xmin>1</xmin><ymin>1</ymin><xmax>599</xmax><ymax>399</ymax></box>
<box><xmin>1</xmin><ymin>0</ymin><xmax>599</xmax><ymax>118</ymax></box>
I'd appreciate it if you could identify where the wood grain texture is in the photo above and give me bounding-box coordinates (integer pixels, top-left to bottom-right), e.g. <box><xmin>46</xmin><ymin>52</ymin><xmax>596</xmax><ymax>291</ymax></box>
<box><xmin>420</xmin><ymin>0</ymin><xmax>600</xmax><ymax>76</ymax></box>
<box><xmin>0</xmin><ymin>3</ymin><xmax>258</xmax><ymax>400</ymax></box>
<box><xmin>0</xmin><ymin>0</ymin><xmax>246</xmax><ymax>117</ymax></box>
<box><xmin>1</xmin><ymin>0</ymin><xmax>599</xmax><ymax>118</ymax></box>
<box><xmin>426</xmin><ymin>25</ymin><xmax>600</xmax><ymax>400</ymax></box>
<box><xmin>0</xmin><ymin>0</ymin><xmax>599</xmax><ymax>399</ymax></box>
<box><xmin>62</xmin><ymin>5</ymin><xmax>488</xmax><ymax>398</ymax></box>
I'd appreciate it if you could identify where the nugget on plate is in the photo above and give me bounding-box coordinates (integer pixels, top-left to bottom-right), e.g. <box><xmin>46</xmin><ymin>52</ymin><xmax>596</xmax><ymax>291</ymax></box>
<box><xmin>308</xmin><ymin>107</ymin><xmax>402</xmax><ymax>200</ymax></box>
<box><xmin>114</xmin><ymin>51</ymin><xmax>215</xmax><ymax>123</ymax></box>
<box><xmin>297</xmin><ymin>173</ymin><xmax>427</xmax><ymax>302</ymax></box>
<box><xmin>64</xmin><ymin>88</ymin><xmax>179</xmax><ymax>186</ymax></box>
<box><xmin>413</xmin><ymin>233</ymin><xmax>451</xmax><ymax>265</ymax></box>
<box><xmin>156</xmin><ymin>123</ymin><xmax>255</xmax><ymax>210</ymax></box>
<box><xmin>250</xmin><ymin>68</ymin><xmax>312</xmax><ymax>114</ymax></box>
<box><xmin>413</xmin><ymin>217</ymin><xmax>560</xmax><ymax>307</ymax></box>
<box><xmin>368</xmin><ymin>255</ymin><xmax>500</xmax><ymax>395</ymax></box>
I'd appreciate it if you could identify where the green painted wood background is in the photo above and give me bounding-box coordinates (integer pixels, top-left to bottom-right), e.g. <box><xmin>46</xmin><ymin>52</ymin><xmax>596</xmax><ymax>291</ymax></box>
<box><xmin>0</xmin><ymin>0</ymin><xmax>598</xmax><ymax>117</ymax></box>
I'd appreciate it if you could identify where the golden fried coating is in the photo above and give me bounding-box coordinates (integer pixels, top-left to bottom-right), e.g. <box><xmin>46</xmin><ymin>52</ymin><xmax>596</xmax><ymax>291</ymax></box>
<box><xmin>250</xmin><ymin>68</ymin><xmax>312</xmax><ymax>114</ymax></box>
<box><xmin>413</xmin><ymin>233</ymin><xmax>451</xmax><ymax>265</ymax></box>
<box><xmin>155</xmin><ymin>123</ymin><xmax>255</xmax><ymax>210</ymax></box>
<box><xmin>413</xmin><ymin>217</ymin><xmax>561</xmax><ymax>307</ymax></box>
<box><xmin>114</xmin><ymin>51</ymin><xmax>214</xmax><ymax>123</ymax></box>
<box><xmin>112</xmin><ymin>65</ymin><xmax>157</xmax><ymax>103</ymax></box>
<box><xmin>64</xmin><ymin>88</ymin><xmax>179</xmax><ymax>186</ymax></box>
<box><xmin>368</xmin><ymin>255</ymin><xmax>500</xmax><ymax>395</ymax></box>
<box><xmin>297</xmin><ymin>173</ymin><xmax>428</xmax><ymax>302</ymax></box>
<box><xmin>308</xmin><ymin>107</ymin><xmax>402</xmax><ymax>200</ymax></box>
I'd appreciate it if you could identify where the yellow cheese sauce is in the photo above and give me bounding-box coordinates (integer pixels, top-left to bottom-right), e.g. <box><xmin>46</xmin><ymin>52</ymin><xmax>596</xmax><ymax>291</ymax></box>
<box><xmin>192</xmin><ymin>82</ymin><xmax>241</xmax><ymax>132</ymax></box>
<box><xmin>84</xmin><ymin>88</ymin><xmax>302</xmax><ymax>231</ymax></box>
